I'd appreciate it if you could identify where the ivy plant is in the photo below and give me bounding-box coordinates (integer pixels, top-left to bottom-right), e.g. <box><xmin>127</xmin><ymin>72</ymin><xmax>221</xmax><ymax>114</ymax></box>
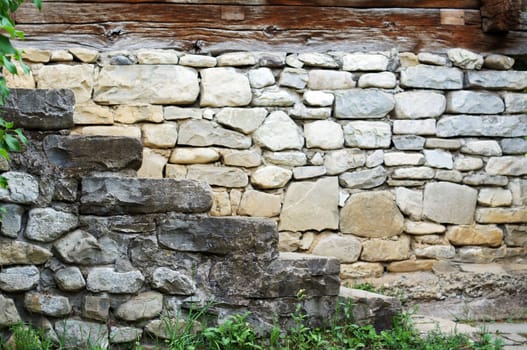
<box><xmin>0</xmin><ymin>0</ymin><xmax>41</xmax><ymax>210</ymax></box>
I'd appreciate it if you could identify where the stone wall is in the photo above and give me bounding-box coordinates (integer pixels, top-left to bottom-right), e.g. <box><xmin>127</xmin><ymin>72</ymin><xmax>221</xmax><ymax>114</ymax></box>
<box><xmin>6</xmin><ymin>47</ymin><xmax>527</xmax><ymax>302</ymax></box>
<box><xmin>1</xmin><ymin>89</ymin><xmax>397</xmax><ymax>348</ymax></box>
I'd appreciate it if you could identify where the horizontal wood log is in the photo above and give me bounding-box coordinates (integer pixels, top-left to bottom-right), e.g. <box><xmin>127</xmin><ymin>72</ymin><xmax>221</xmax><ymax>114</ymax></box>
<box><xmin>37</xmin><ymin>0</ymin><xmax>481</xmax><ymax>8</ymax></box>
<box><xmin>480</xmin><ymin>0</ymin><xmax>521</xmax><ymax>33</ymax></box>
<box><xmin>13</xmin><ymin>1</ymin><xmax>527</xmax><ymax>55</ymax></box>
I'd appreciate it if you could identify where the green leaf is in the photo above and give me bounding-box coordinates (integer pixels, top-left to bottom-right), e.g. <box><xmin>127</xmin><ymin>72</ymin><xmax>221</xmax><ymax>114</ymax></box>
<box><xmin>0</xmin><ymin>34</ymin><xmax>16</xmax><ymax>56</ymax></box>
<box><xmin>33</xmin><ymin>0</ymin><xmax>41</xmax><ymax>10</ymax></box>
<box><xmin>0</xmin><ymin>175</ymin><xmax>7</xmax><ymax>188</ymax></box>
<box><xmin>14</xmin><ymin>128</ymin><xmax>27</xmax><ymax>145</ymax></box>
<box><xmin>0</xmin><ymin>147</ymin><xmax>9</xmax><ymax>160</ymax></box>
<box><xmin>2</xmin><ymin>55</ymin><xmax>16</xmax><ymax>74</ymax></box>
<box><xmin>5</xmin><ymin>133</ymin><xmax>20</xmax><ymax>151</ymax></box>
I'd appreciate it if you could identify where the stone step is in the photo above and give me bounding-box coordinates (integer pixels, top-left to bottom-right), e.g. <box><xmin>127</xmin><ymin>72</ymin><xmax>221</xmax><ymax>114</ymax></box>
<box><xmin>262</xmin><ymin>252</ymin><xmax>341</xmax><ymax>298</ymax></box>
<box><xmin>80</xmin><ymin>176</ymin><xmax>213</xmax><ymax>215</ymax></box>
<box><xmin>44</xmin><ymin>135</ymin><xmax>142</xmax><ymax>172</ymax></box>
<box><xmin>1</xmin><ymin>88</ymin><xmax>74</xmax><ymax>130</ymax></box>
<box><xmin>339</xmin><ymin>286</ymin><xmax>401</xmax><ymax>331</ymax></box>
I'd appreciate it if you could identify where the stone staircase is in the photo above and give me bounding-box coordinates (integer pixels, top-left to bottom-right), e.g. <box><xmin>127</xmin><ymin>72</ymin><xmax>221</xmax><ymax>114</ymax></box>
<box><xmin>0</xmin><ymin>88</ymin><xmax>400</xmax><ymax>348</ymax></box>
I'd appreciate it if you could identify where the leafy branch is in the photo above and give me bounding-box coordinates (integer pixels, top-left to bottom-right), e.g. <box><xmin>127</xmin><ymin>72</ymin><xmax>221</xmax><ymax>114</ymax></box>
<box><xmin>0</xmin><ymin>0</ymin><xmax>41</xmax><ymax>196</ymax></box>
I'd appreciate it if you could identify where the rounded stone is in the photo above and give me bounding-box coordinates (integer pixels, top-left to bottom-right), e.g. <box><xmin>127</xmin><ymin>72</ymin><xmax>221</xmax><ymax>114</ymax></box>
<box><xmin>340</xmin><ymin>191</ymin><xmax>404</xmax><ymax>238</ymax></box>
<box><xmin>312</xmin><ymin>234</ymin><xmax>362</xmax><ymax>263</ymax></box>
<box><xmin>251</xmin><ymin>166</ymin><xmax>292</xmax><ymax>189</ymax></box>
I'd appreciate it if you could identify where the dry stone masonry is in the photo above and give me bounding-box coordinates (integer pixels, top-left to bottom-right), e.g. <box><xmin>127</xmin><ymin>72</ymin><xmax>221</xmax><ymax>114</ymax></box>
<box><xmin>0</xmin><ymin>90</ymin><xmax>398</xmax><ymax>348</ymax></box>
<box><xmin>2</xmin><ymin>47</ymin><xmax>527</xmax><ymax>333</ymax></box>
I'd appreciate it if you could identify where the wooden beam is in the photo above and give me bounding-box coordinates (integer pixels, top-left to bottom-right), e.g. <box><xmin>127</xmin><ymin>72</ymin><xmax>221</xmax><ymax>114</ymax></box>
<box><xmin>480</xmin><ymin>0</ymin><xmax>521</xmax><ymax>33</ymax></box>
<box><xmin>38</xmin><ymin>0</ymin><xmax>481</xmax><ymax>9</ymax></box>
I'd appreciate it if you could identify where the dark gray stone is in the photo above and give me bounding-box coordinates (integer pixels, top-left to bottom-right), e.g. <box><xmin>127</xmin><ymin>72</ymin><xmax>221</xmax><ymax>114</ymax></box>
<box><xmin>151</xmin><ymin>267</ymin><xmax>196</xmax><ymax>295</ymax></box>
<box><xmin>54</xmin><ymin>230</ymin><xmax>118</xmax><ymax>265</ymax></box>
<box><xmin>393</xmin><ymin>136</ymin><xmax>426</xmax><ymax>150</ymax></box>
<box><xmin>24</xmin><ymin>292</ymin><xmax>71</xmax><ymax>317</ymax></box>
<box><xmin>25</xmin><ymin>208</ymin><xmax>79</xmax><ymax>242</ymax></box>
<box><xmin>0</xmin><ymin>204</ymin><xmax>24</xmax><ymax>238</ymax></box>
<box><xmin>158</xmin><ymin>214</ymin><xmax>278</xmax><ymax>259</ymax></box>
<box><xmin>0</xmin><ymin>172</ymin><xmax>39</xmax><ymax>204</ymax></box>
<box><xmin>44</xmin><ymin>135</ymin><xmax>143</xmax><ymax>171</ymax></box>
<box><xmin>86</xmin><ymin>267</ymin><xmax>144</xmax><ymax>294</ymax></box>
<box><xmin>262</xmin><ymin>253</ymin><xmax>340</xmax><ymax>298</ymax></box>
<box><xmin>500</xmin><ymin>138</ymin><xmax>527</xmax><ymax>155</ymax></box>
<box><xmin>463</xmin><ymin>174</ymin><xmax>509</xmax><ymax>186</ymax></box>
<box><xmin>1</xmin><ymin>89</ymin><xmax>74</xmax><ymax>130</ymax></box>
<box><xmin>339</xmin><ymin>166</ymin><xmax>387</xmax><ymax>189</ymax></box>
<box><xmin>0</xmin><ymin>265</ymin><xmax>40</xmax><ymax>292</ymax></box>
<box><xmin>54</xmin><ymin>320</ymin><xmax>109</xmax><ymax>349</ymax></box>
<box><xmin>53</xmin><ymin>178</ymin><xmax>78</xmax><ymax>202</ymax></box>
<box><xmin>80</xmin><ymin>215</ymin><xmax>157</xmax><ymax>236</ymax></box>
<box><xmin>80</xmin><ymin>177</ymin><xmax>213</xmax><ymax>215</ymax></box>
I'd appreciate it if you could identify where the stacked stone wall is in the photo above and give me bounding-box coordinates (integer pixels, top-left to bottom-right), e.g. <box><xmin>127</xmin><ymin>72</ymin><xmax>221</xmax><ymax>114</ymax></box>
<box><xmin>6</xmin><ymin>47</ymin><xmax>527</xmax><ymax>302</ymax></box>
<box><xmin>0</xmin><ymin>89</ymin><xmax>380</xmax><ymax>348</ymax></box>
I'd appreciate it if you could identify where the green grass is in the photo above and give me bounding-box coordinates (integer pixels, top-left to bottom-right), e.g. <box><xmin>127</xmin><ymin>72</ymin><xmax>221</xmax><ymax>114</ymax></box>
<box><xmin>0</xmin><ymin>301</ymin><xmax>504</xmax><ymax>350</ymax></box>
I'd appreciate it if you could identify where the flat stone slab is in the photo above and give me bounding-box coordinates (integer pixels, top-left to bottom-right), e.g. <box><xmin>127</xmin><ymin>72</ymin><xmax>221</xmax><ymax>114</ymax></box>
<box><xmin>44</xmin><ymin>135</ymin><xmax>143</xmax><ymax>171</ymax></box>
<box><xmin>1</xmin><ymin>89</ymin><xmax>74</xmax><ymax>130</ymax></box>
<box><xmin>80</xmin><ymin>177</ymin><xmax>213</xmax><ymax>215</ymax></box>
<box><xmin>158</xmin><ymin>214</ymin><xmax>278</xmax><ymax>258</ymax></box>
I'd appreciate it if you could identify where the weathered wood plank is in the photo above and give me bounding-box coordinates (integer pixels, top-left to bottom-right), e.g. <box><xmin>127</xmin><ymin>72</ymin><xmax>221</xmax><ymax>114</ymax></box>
<box><xmin>480</xmin><ymin>0</ymin><xmax>521</xmax><ymax>33</ymax></box>
<box><xmin>15</xmin><ymin>21</ymin><xmax>527</xmax><ymax>55</ymax></box>
<box><xmin>15</xmin><ymin>3</ymin><xmax>461</xmax><ymax>28</ymax></box>
<box><xmin>38</xmin><ymin>0</ymin><xmax>481</xmax><ymax>9</ymax></box>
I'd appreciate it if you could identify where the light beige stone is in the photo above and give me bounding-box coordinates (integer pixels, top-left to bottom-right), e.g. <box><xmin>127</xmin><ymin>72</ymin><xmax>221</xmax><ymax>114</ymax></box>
<box><xmin>300</xmin><ymin>232</ymin><xmax>316</xmax><ymax>250</ymax></box>
<box><xmin>136</xmin><ymin>49</ymin><xmax>180</xmax><ymax>64</ymax></box>
<box><xmin>478</xmin><ymin>188</ymin><xmax>512</xmax><ymax>207</ymax></box>
<box><xmin>476</xmin><ymin>208</ymin><xmax>527</xmax><ymax>224</ymax></box>
<box><xmin>253</xmin><ymin>111</ymin><xmax>304</xmax><ymax>151</ymax></box>
<box><xmin>307</xmin><ymin>70</ymin><xmax>355</xmax><ymax>90</ymax></box>
<box><xmin>404</xmin><ymin>221</ymin><xmax>446</xmax><ymax>235</ymax></box>
<box><xmin>210</xmin><ymin>191</ymin><xmax>231</xmax><ymax>216</ymax></box>
<box><xmin>165</xmin><ymin>164</ymin><xmax>187</xmax><ymax>179</ymax></box>
<box><xmin>251</xmin><ymin>165</ymin><xmax>292</xmax><ymax>189</ymax></box>
<box><xmin>73</xmin><ymin>103</ymin><xmax>113</xmax><ymax>125</ymax></box>
<box><xmin>50</xmin><ymin>50</ymin><xmax>74</xmax><ymax>62</ymax></box>
<box><xmin>238</xmin><ymin>190</ymin><xmax>281</xmax><ymax>217</ymax></box>
<box><xmin>69</xmin><ymin>48</ymin><xmax>99</xmax><ymax>63</ymax></box>
<box><xmin>114</xmin><ymin>105</ymin><xmax>163</xmax><ymax>124</ymax></box>
<box><xmin>5</xmin><ymin>61</ymin><xmax>35</xmax><ymax>89</ymax></box>
<box><xmin>279</xmin><ymin>177</ymin><xmax>339</xmax><ymax>232</ymax></box>
<box><xmin>395</xmin><ymin>187</ymin><xmax>423</xmax><ymax>220</ymax></box>
<box><xmin>384</xmin><ymin>152</ymin><xmax>425</xmax><ymax>166</ymax></box>
<box><xmin>170</xmin><ymin>148</ymin><xmax>220</xmax><ymax>164</ymax></box>
<box><xmin>179</xmin><ymin>54</ymin><xmax>217</xmax><ymax>67</ymax></box>
<box><xmin>22</xmin><ymin>48</ymin><xmax>51</xmax><ymax>63</ymax></box>
<box><xmin>200</xmin><ymin>68</ymin><xmax>251</xmax><ymax>107</ymax></box>
<box><xmin>304</xmin><ymin>120</ymin><xmax>344</xmax><ymax>150</ymax></box>
<box><xmin>413</xmin><ymin>235</ymin><xmax>449</xmax><ymax>245</ymax></box>
<box><xmin>217</xmin><ymin>52</ymin><xmax>256</xmax><ymax>66</ymax></box>
<box><xmin>178</xmin><ymin>120</ymin><xmax>251</xmax><ymax>149</ymax></box>
<box><xmin>137</xmin><ymin>149</ymin><xmax>168</xmax><ymax>179</ymax></box>
<box><xmin>387</xmin><ymin>260</ymin><xmax>436</xmax><ymax>273</ymax></box>
<box><xmin>230</xmin><ymin>190</ymin><xmax>242</xmax><ymax>215</ymax></box>
<box><xmin>251</xmin><ymin>87</ymin><xmax>297</xmax><ymax>107</ymax></box>
<box><xmin>142</xmin><ymin>123</ymin><xmax>178</xmax><ymax>148</ymax></box>
<box><xmin>303</xmin><ymin>91</ymin><xmax>334</xmax><ymax>107</ymax></box>
<box><xmin>455</xmin><ymin>246</ymin><xmax>506</xmax><ymax>264</ymax></box>
<box><xmin>95</xmin><ymin>65</ymin><xmax>199</xmax><ymax>105</ymax></box>
<box><xmin>341</xmin><ymin>191</ymin><xmax>404</xmax><ymax>238</ymax></box>
<box><xmin>340</xmin><ymin>262</ymin><xmax>384</xmax><ymax>279</ymax></box>
<box><xmin>77</xmin><ymin>125</ymin><xmax>141</xmax><ymax>139</ymax></box>
<box><xmin>278</xmin><ymin>231</ymin><xmax>301</xmax><ymax>252</ymax></box>
<box><xmin>446</xmin><ymin>225</ymin><xmax>503</xmax><ymax>247</ymax></box>
<box><xmin>221</xmin><ymin>150</ymin><xmax>261</xmax><ymax>168</ymax></box>
<box><xmin>37</xmin><ymin>64</ymin><xmax>95</xmax><ymax>103</ymax></box>
<box><xmin>164</xmin><ymin>107</ymin><xmax>202</xmax><ymax>120</ymax></box>
<box><xmin>264</xmin><ymin>151</ymin><xmax>307</xmax><ymax>167</ymax></box>
<box><xmin>187</xmin><ymin>165</ymin><xmax>248</xmax><ymax>188</ymax></box>
<box><xmin>414</xmin><ymin>245</ymin><xmax>455</xmax><ymax>259</ymax></box>
<box><xmin>423</xmin><ymin>182</ymin><xmax>477</xmax><ymax>224</ymax></box>
<box><xmin>361</xmin><ymin>236</ymin><xmax>411</xmax><ymax>262</ymax></box>
<box><xmin>399</xmin><ymin>52</ymin><xmax>419</xmax><ymax>67</ymax></box>
<box><xmin>324</xmin><ymin>149</ymin><xmax>366</xmax><ymax>175</ymax></box>
<box><xmin>312</xmin><ymin>234</ymin><xmax>362</xmax><ymax>263</ymax></box>
<box><xmin>215</xmin><ymin>108</ymin><xmax>267</xmax><ymax>134</ymax></box>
